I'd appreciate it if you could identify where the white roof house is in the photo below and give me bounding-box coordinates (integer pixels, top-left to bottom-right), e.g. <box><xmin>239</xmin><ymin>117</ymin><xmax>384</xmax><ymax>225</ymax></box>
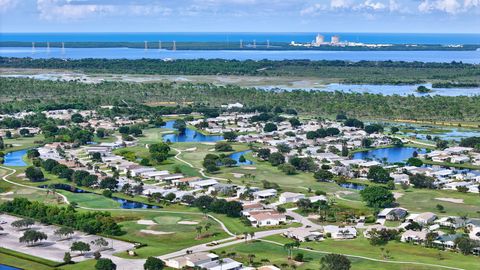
<box><xmin>189</xmin><ymin>179</ymin><xmax>219</xmax><ymax>189</ymax></box>
<box><xmin>284</xmin><ymin>228</ymin><xmax>323</xmax><ymax>242</ymax></box>
<box><xmin>308</xmin><ymin>195</ymin><xmax>328</xmax><ymax>203</ymax></box>
<box><xmin>252</xmin><ymin>189</ymin><xmax>277</xmax><ymax>199</ymax></box>
<box><xmin>401</xmin><ymin>230</ymin><xmax>428</xmax><ymax>243</ymax></box>
<box><xmin>278</xmin><ymin>192</ymin><xmax>305</xmax><ymax>204</ymax></box>
<box><xmin>248</xmin><ymin>212</ymin><xmax>286</xmax><ymax>227</ymax></box>
<box><xmin>323</xmin><ymin>225</ymin><xmax>357</xmax><ymax>239</ymax></box>
<box><xmin>198</xmin><ymin>258</ymin><xmax>243</xmax><ymax>270</ymax></box>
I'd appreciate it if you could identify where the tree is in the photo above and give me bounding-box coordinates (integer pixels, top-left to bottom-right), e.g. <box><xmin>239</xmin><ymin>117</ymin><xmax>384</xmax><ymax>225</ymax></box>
<box><xmin>289</xmin><ymin>118</ymin><xmax>301</xmax><ymax>128</ymax></box>
<box><xmin>409</xmin><ymin>174</ymin><xmax>435</xmax><ymax>189</ymax></box>
<box><xmin>277</xmin><ymin>143</ymin><xmax>291</xmax><ymax>154</ymax></box>
<box><xmin>279</xmin><ymin>163</ymin><xmax>297</xmax><ymax>175</ymax></box>
<box><xmin>344</xmin><ymin>118</ymin><xmax>364</xmax><ymax>129</ymax></box>
<box><xmin>11</xmin><ymin>218</ymin><xmax>34</xmax><ymax>230</ymax></box>
<box><xmin>0</xmin><ymin>136</ymin><xmax>4</xmax><ymax>150</ymax></box>
<box><xmin>173</xmin><ymin>119</ymin><xmax>187</xmax><ymax>133</ymax></box>
<box><xmin>95</xmin><ymin>258</ymin><xmax>116</xmax><ymax>270</ymax></box>
<box><xmin>25</xmin><ymin>166</ymin><xmax>44</xmax><ymax>182</ymax></box>
<box><xmin>54</xmin><ymin>226</ymin><xmax>74</xmax><ymax>240</ymax></box>
<box><xmin>164</xmin><ymin>192</ymin><xmax>176</xmax><ymax>202</ymax></box>
<box><xmin>391</xmin><ymin>127</ymin><xmax>399</xmax><ymax>134</ymax></box>
<box><xmin>269</xmin><ymin>152</ymin><xmax>285</xmax><ymax>166</ymax></box>
<box><xmin>96</xmin><ymin>128</ymin><xmax>106</xmax><ymax>138</ymax></box>
<box><xmin>27</xmin><ymin>149</ymin><xmax>40</xmax><ymax>159</ymax></box>
<box><xmin>314</xmin><ymin>170</ymin><xmax>334</xmax><ymax>182</ymax></box>
<box><xmin>263</xmin><ymin>122</ymin><xmax>278</xmax><ymax>132</ymax></box>
<box><xmin>455</xmin><ymin>237</ymin><xmax>477</xmax><ymax>255</ymax></box>
<box><xmin>215</xmin><ymin>141</ymin><xmax>233</xmax><ymax>152</ymax></box>
<box><xmin>71</xmin><ymin>113</ymin><xmax>84</xmax><ymax>123</ymax></box>
<box><xmin>144</xmin><ymin>256</ymin><xmax>164</xmax><ymax>270</ymax></box>
<box><xmin>91</xmin><ymin>238</ymin><xmax>109</xmax><ymax>251</ymax></box>
<box><xmin>364</xmin><ymin>124</ymin><xmax>384</xmax><ymax>134</ymax></box>
<box><xmin>367</xmin><ymin>166</ymin><xmax>392</xmax><ymax>184</ymax></box>
<box><xmin>436</xmin><ymin>139</ymin><xmax>448</xmax><ymax>149</ymax></box>
<box><xmin>223</xmin><ymin>131</ymin><xmax>238</xmax><ymax>142</ymax></box>
<box><xmin>100</xmin><ymin>177</ymin><xmax>118</xmax><ymax>190</ymax></box>
<box><xmin>239</xmin><ymin>155</ymin><xmax>246</xmax><ymax>163</ymax></box>
<box><xmin>19</xmin><ymin>230</ymin><xmax>47</xmax><ymax>246</ymax></box>
<box><xmin>222</xmin><ymin>157</ymin><xmax>237</xmax><ymax>167</ymax></box>
<box><xmin>320</xmin><ymin>253</ymin><xmax>351</xmax><ymax>270</ymax></box>
<box><xmin>71</xmin><ymin>241</ymin><xmax>91</xmax><ymax>255</ymax></box>
<box><xmin>257</xmin><ymin>148</ymin><xmax>271</xmax><ymax>160</ymax></box>
<box><xmin>360</xmin><ymin>186</ymin><xmax>395</xmax><ymax>208</ymax></box>
<box><xmin>91</xmin><ymin>152</ymin><xmax>102</xmax><ymax>162</ymax></box>
<box><xmin>63</xmin><ymin>252</ymin><xmax>72</xmax><ymax>264</ymax></box>
<box><xmin>406</xmin><ymin>157</ymin><xmax>423</xmax><ymax>167</ymax></box>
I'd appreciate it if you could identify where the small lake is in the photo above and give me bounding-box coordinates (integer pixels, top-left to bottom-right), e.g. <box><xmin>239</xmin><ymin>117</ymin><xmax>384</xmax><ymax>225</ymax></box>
<box><xmin>401</xmin><ymin>127</ymin><xmax>480</xmax><ymax>142</ymax></box>
<box><xmin>3</xmin><ymin>149</ymin><xmax>28</xmax><ymax>166</ymax></box>
<box><xmin>1</xmin><ymin>47</ymin><xmax>479</xmax><ymax>63</ymax></box>
<box><xmin>0</xmin><ymin>264</ymin><xmax>21</xmax><ymax>270</ymax></box>
<box><xmin>339</xmin><ymin>182</ymin><xmax>366</xmax><ymax>191</ymax></box>
<box><xmin>257</xmin><ymin>83</ymin><xmax>480</xmax><ymax>96</ymax></box>
<box><xmin>162</xmin><ymin>120</ymin><xmax>223</xmax><ymax>143</ymax></box>
<box><xmin>352</xmin><ymin>147</ymin><xmax>426</xmax><ymax>163</ymax></box>
<box><xmin>229</xmin><ymin>150</ymin><xmax>254</xmax><ymax>166</ymax></box>
<box><xmin>40</xmin><ymin>184</ymin><xmax>160</xmax><ymax>209</ymax></box>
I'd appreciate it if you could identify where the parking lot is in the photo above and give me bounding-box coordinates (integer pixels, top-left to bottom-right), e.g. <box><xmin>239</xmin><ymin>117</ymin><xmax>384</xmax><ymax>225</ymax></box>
<box><xmin>0</xmin><ymin>214</ymin><xmax>134</xmax><ymax>262</ymax></box>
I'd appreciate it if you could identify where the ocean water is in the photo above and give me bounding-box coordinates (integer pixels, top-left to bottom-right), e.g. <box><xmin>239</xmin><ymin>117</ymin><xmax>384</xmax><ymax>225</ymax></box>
<box><xmin>1</xmin><ymin>47</ymin><xmax>479</xmax><ymax>63</ymax></box>
<box><xmin>1</xmin><ymin>32</ymin><xmax>480</xmax><ymax>44</ymax></box>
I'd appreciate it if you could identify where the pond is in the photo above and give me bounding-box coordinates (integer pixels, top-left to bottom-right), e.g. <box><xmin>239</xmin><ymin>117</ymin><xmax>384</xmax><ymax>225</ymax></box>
<box><xmin>339</xmin><ymin>182</ymin><xmax>366</xmax><ymax>191</ymax></box>
<box><xmin>352</xmin><ymin>147</ymin><xmax>426</xmax><ymax>163</ymax></box>
<box><xmin>3</xmin><ymin>149</ymin><xmax>28</xmax><ymax>167</ymax></box>
<box><xmin>161</xmin><ymin>120</ymin><xmax>223</xmax><ymax>143</ymax></box>
<box><xmin>257</xmin><ymin>83</ymin><xmax>480</xmax><ymax>97</ymax></box>
<box><xmin>401</xmin><ymin>127</ymin><xmax>480</xmax><ymax>142</ymax></box>
<box><xmin>0</xmin><ymin>265</ymin><xmax>21</xmax><ymax>270</ymax></box>
<box><xmin>39</xmin><ymin>184</ymin><xmax>160</xmax><ymax>209</ymax></box>
<box><xmin>229</xmin><ymin>150</ymin><xmax>254</xmax><ymax>166</ymax></box>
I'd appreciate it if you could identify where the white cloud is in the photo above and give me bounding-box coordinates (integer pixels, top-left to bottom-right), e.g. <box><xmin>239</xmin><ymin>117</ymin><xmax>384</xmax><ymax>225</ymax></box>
<box><xmin>300</xmin><ymin>3</ymin><xmax>326</xmax><ymax>15</ymax></box>
<box><xmin>0</xmin><ymin>0</ymin><xmax>18</xmax><ymax>13</ymax></box>
<box><xmin>331</xmin><ymin>0</ymin><xmax>351</xmax><ymax>9</ymax></box>
<box><xmin>356</xmin><ymin>0</ymin><xmax>386</xmax><ymax>10</ymax></box>
<box><xmin>36</xmin><ymin>0</ymin><xmax>171</xmax><ymax>20</ymax></box>
<box><xmin>418</xmin><ymin>0</ymin><xmax>464</xmax><ymax>14</ymax></box>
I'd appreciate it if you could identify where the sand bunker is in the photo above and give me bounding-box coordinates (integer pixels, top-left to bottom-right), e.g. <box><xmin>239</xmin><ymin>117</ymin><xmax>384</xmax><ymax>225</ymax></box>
<box><xmin>178</xmin><ymin>221</ymin><xmax>199</xmax><ymax>225</ymax></box>
<box><xmin>232</xmin><ymin>173</ymin><xmax>244</xmax><ymax>178</ymax></box>
<box><xmin>185</xmin><ymin>147</ymin><xmax>197</xmax><ymax>152</ymax></box>
<box><xmin>435</xmin><ymin>197</ymin><xmax>464</xmax><ymax>204</ymax></box>
<box><xmin>140</xmin><ymin>230</ymin><xmax>174</xmax><ymax>235</ymax></box>
<box><xmin>137</xmin><ymin>220</ymin><xmax>157</xmax><ymax>225</ymax></box>
<box><xmin>393</xmin><ymin>192</ymin><xmax>404</xmax><ymax>199</ymax></box>
<box><xmin>202</xmin><ymin>142</ymin><xmax>216</xmax><ymax>145</ymax></box>
<box><xmin>243</xmin><ymin>166</ymin><xmax>256</xmax><ymax>170</ymax></box>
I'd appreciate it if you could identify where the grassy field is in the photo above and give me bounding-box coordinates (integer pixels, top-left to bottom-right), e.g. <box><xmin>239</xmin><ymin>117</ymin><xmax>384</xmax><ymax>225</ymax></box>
<box><xmin>3</xmin><ymin>134</ymin><xmax>44</xmax><ymax>153</ymax></box>
<box><xmin>214</xmin><ymin>240</ymin><xmax>441</xmax><ymax>270</ymax></box>
<box><xmin>264</xmin><ymin>234</ymin><xmax>480</xmax><ymax>270</ymax></box>
<box><xmin>112</xmin><ymin>211</ymin><xmax>229</xmax><ymax>258</ymax></box>
<box><xmin>396</xmin><ymin>188</ymin><xmax>480</xmax><ymax>218</ymax></box>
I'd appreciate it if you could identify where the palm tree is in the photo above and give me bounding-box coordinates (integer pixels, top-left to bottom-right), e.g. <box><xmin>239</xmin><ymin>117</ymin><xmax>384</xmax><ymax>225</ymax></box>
<box><xmin>204</xmin><ymin>222</ymin><xmax>212</xmax><ymax>233</ymax></box>
<box><xmin>195</xmin><ymin>226</ymin><xmax>203</xmax><ymax>239</ymax></box>
<box><xmin>284</xmin><ymin>243</ymin><xmax>295</xmax><ymax>260</ymax></box>
<box><xmin>249</xmin><ymin>231</ymin><xmax>255</xmax><ymax>241</ymax></box>
<box><xmin>247</xmin><ymin>254</ymin><xmax>255</xmax><ymax>266</ymax></box>
<box><xmin>243</xmin><ymin>232</ymin><xmax>249</xmax><ymax>243</ymax></box>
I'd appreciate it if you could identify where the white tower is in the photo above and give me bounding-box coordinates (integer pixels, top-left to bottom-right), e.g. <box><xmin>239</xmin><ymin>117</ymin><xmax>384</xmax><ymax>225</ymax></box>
<box><xmin>47</xmin><ymin>42</ymin><xmax>50</xmax><ymax>52</ymax></box>
<box><xmin>158</xmin><ymin>40</ymin><xmax>162</xmax><ymax>50</ymax></box>
<box><xmin>253</xmin><ymin>40</ymin><xmax>256</xmax><ymax>49</ymax></box>
<box><xmin>61</xmin><ymin>42</ymin><xmax>65</xmax><ymax>54</ymax></box>
<box><xmin>32</xmin><ymin>42</ymin><xmax>35</xmax><ymax>53</ymax></box>
<box><xmin>240</xmin><ymin>40</ymin><xmax>243</xmax><ymax>49</ymax></box>
<box><xmin>144</xmin><ymin>41</ymin><xmax>148</xmax><ymax>50</ymax></box>
<box><xmin>267</xmin><ymin>40</ymin><xmax>270</xmax><ymax>49</ymax></box>
<box><xmin>172</xmin><ymin>41</ymin><xmax>176</xmax><ymax>51</ymax></box>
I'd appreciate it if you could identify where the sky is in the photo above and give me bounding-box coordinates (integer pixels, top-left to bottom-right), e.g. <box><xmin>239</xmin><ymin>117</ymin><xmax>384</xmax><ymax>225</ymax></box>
<box><xmin>0</xmin><ymin>0</ymin><xmax>479</xmax><ymax>33</ymax></box>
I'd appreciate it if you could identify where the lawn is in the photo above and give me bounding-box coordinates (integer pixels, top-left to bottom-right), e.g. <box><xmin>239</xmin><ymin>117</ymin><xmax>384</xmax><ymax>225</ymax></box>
<box><xmin>396</xmin><ymin>188</ymin><xmax>480</xmax><ymax>218</ymax></box>
<box><xmin>214</xmin><ymin>240</ymin><xmax>437</xmax><ymax>270</ymax></box>
<box><xmin>3</xmin><ymin>134</ymin><xmax>44</xmax><ymax>153</ymax></box>
<box><xmin>265</xmin><ymin>234</ymin><xmax>480</xmax><ymax>270</ymax></box>
<box><xmin>113</xmin><ymin>211</ymin><xmax>229</xmax><ymax>258</ymax></box>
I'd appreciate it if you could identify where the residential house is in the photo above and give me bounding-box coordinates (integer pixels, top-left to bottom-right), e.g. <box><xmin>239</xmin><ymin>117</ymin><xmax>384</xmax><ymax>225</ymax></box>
<box><xmin>323</xmin><ymin>225</ymin><xmax>357</xmax><ymax>240</ymax></box>
<box><xmin>284</xmin><ymin>228</ymin><xmax>323</xmax><ymax>242</ymax></box>
<box><xmin>165</xmin><ymin>252</ymin><xmax>219</xmax><ymax>269</ymax></box>
<box><xmin>377</xmin><ymin>208</ymin><xmax>408</xmax><ymax>221</ymax></box>
<box><xmin>278</xmin><ymin>192</ymin><xmax>305</xmax><ymax>204</ymax></box>
<box><xmin>248</xmin><ymin>212</ymin><xmax>286</xmax><ymax>227</ymax></box>
<box><xmin>400</xmin><ymin>230</ymin><xmax>428</xmax><ymax>244</ymax></box>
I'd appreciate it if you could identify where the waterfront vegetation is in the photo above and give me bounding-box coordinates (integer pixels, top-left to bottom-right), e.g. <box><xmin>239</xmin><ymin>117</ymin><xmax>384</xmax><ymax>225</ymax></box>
<box><xmin>2</xmin><ymin>58</ymin><xmax>480</xmax><ymax>85</ymax></box>
<box><xmin>2</xmin><ymin>78</ymin><xmax>480</xmax><ymax>122</ymax></box>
